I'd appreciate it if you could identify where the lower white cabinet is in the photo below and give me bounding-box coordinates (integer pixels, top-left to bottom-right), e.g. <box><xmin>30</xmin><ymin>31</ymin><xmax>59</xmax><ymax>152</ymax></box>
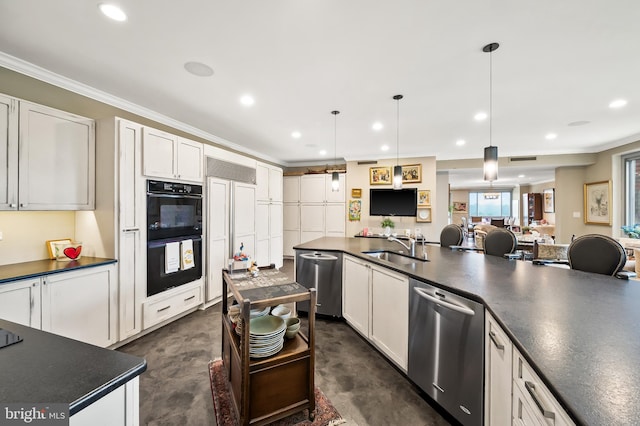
<box><xmin>0</xmin><ymin>278</ymin><xmax>41</xmax><ymax>328</ymax></box>
<box><xmin>485</xmin><ymin>312</ymin><xmax>513</xmax><ymax>426</ymax></box>
<box><xmin>70</xmin><ymin>377</ymin><xmax>139</xmax><ymax>426</ymax></box>
<box><xmin>41</xmin><ymin>264</ymin><xmax>117</xmax><ymax>347</ymax></box>
<box><xmin>142</xmin><ymin>279</ymin><xmax>203</xmax><ymax>329</ymax></box>
<box><xmin>342</xmin><ymin>255</ymin><xmax>408</xmax><ymax>371</ymax></box>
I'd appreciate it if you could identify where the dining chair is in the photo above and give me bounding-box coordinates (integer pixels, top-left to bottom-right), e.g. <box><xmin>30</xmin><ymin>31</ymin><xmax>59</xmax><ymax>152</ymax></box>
<box><xmin>483</xmin><ymin>228</ymin><xmax>518</xmax><ymax>258</ymax></box>
<box><xmin>567</xmin><ymin>234</ymin><xmax>632</xmax><ymax>278</ymax></box>
<box><xmin>490</xmin><ymin>218</ymin><xmax>505</xmax><ymax>228</ymax></box>
<box><xmin>440</xmin><ymin>224</ymin><xmax>464</xmax><ymax>248</ymax></box>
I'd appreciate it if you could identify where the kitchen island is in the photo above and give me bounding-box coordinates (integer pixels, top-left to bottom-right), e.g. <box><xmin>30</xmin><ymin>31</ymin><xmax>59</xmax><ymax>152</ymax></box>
<box><xmin>294</xmin><ymin>237</ymin><xmax>640</xmax><ymax>426</ymax></box>
<box><xmin>0</xmin><ymin>318</ymin><xmax>146</xmax><ymax>424</ymax></box>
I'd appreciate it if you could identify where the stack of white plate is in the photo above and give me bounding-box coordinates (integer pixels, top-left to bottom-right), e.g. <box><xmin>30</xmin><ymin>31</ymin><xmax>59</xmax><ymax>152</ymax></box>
<box><xmin>249</xmin><ymin>315</ymin><xmax>286</xmax><ymax>358</ymax></box>
<box><xmin>250</xmin><ymin>306</ymin><xmax>270</xmax><ymax>319</ymax></box>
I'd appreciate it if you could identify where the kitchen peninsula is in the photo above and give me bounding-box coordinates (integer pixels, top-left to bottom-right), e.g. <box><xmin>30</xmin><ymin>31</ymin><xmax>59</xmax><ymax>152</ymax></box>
<box><xmin>294</xmin><ymin>237</ymin><xmax>640</xmax><ymax>426</ymax></box>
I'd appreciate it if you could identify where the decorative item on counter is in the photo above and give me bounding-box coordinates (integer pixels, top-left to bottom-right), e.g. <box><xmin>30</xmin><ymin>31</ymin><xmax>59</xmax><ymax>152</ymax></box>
<box><xmin>233</xmin><ymin>242</ymin><xmax>249</xmax><ymax>261</ymax></box>
<box><xmin>348</xmin><ymin>199</ymin><xmax>361</xmax><ymax>221</ymax></box>
<box><xmin>53</xmin><ymin>241</ymin><xmax>83</xmax><ymax>261</ymax></box>
<box><xmin>248</xmin><ymin>260</ymin><xmax>259</xmax><ymax>277</ymax></box>
<box><xmin>381</xmin><ymin>217</ymin><xmax>394</xmax><ymax>236</ymax></box>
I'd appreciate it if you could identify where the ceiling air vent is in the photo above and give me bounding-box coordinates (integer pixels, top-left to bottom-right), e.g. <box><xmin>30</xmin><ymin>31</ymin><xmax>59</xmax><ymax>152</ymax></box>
<box><xmin>509</xmin><ymin>156</ymin><xmax>537</xmax><ymax>162</ymax></box>
<box><xmin>357</xmin><ymin>160</ymin><xmax>378</xmax><ymax>165</ymax></box>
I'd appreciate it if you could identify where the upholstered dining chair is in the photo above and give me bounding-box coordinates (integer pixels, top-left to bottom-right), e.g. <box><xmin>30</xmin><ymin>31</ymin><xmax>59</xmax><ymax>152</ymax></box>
<box><xmin>483</xmin><ymin>228</ymin><xmax>518</xmax><ymax>258</ymax></box>
<box><xmin>567</xmin><ymin>234</ymin><xmax>632</xmax><ymax>278</ymax></box>
<box><xmin>440</xmin><ymin>224</ymin><xmax>464</xmax><ymax>248</ymax></box>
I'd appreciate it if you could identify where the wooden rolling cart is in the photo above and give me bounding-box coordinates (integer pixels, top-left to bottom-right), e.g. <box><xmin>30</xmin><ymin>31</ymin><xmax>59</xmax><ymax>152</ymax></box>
<box><xmin>221</xmin><ymin>267</ymin><xmax>316</xmax><ymax>425</ymax></box>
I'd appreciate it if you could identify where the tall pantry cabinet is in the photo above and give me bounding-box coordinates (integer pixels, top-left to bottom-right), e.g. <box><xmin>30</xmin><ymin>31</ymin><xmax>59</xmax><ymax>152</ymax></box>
<box><xmin>255</xmin><ymin>162</ymin><xmax>283</xmax><ymax>268</ymax></box>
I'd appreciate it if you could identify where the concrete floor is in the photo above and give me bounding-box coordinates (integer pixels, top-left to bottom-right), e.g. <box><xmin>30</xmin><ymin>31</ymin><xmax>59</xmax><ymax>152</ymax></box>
<box><xmin>119</xmin><ymin>260</ymin><xmax>454</xmax><ymax>425</ymax></box>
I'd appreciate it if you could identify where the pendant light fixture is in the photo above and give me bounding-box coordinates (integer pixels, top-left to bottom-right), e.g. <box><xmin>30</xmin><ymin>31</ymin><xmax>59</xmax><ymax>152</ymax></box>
<box><xmin>393</xmin><ymin>94</ymin><xmax>403</xmax><ymax>190</ymax></box>
<box><xmin>483</xmin><ymin>42</ymin><xmax>499</xmax><ymax>182</ymax></box>
<box><xmin>331</xmin><ymin>110</ymin><xmax>340</xmax><ymax>192</ymax></box>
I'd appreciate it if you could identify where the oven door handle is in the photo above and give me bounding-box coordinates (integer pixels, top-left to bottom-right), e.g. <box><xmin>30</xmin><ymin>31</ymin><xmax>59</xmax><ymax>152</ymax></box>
<box><xmin>413</xmin><ymin>287</ymin><xmax>475</xmax><ymax>316</ymax></box>
<box><xmin>147</xmin><ymin>193</ymin><xmax>202</xmax><ymax>200</ymax></box>
<box><xmin>148</xmin><ymin>236</ymin><xmax>202</xmax><ymax>249</ymax></box>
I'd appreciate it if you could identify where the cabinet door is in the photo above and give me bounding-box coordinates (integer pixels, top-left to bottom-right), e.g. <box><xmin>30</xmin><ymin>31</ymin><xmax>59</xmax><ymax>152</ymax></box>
<box><xmin>300</xmin><ymin>175</ymin><xmax>326</xmax><ymax>203</ymax></box>
<box><xmin>0</xmin><ymin>94</ymin><xmax>18</xmax><ymax>210</ymax></box>
<box><xmin>18</xmin><ymin>101</ymin><xmax>95</xmax><ymax>210</ymax></box>
<box><xmin>256</xmin><ymin>163</ymin><xmax>270</xmax><ymax>201</ymax></box>
<box><xmin>269</xmin><ymin>235</ymin><xmax>283</xmax><ymax>268</ymax></box>
<box><xmin>370</xmin><ymin>265</ymin><xmax>409</xmax><ymax>370</ymax></box>
<box><xmin>283</xmin><ymin>203</ymin><xmax>300</xmax><ymax>232</ymax></box>
<box><xmin>283</xmin><ymin>230</ymin><xmax>300</xmax><ymax>257</ymax></box>
<box><xmin>42</xmin><ymin>264</ymin><xmax>117</xmax><ymax>347</ymax></box>
<box><xmin>268</xmin><ymin>167</ymin><xmax>283</xmax><ymax>202</ymax></box>
<box><xmin>206</xmin><ymin>178</ymin><xmax>229</xmax><ymax>303</ymax></box>
<box><xmin>0</xmin><ymin>278</ymin><xmax>41</xmax><ymax>328</ymax></box>
<box><xmin>485</xmin><ymin>312</ymin><xmax>513</xmax><ymax>426</ymax></box>
<box><xmin>233</xmin><ymin>182</ymin><xmax>256</xmax><ymax>259</ymax></box>
<box><xmin>325</xmin><ymin>203</ymin><xmax>346</xmax><ymax>235</ymax></box>
<box><xmin>300</xmin><ymin>204</ymin><xmax>324</xmax><ymax>233</ymax></box>
<box><xmin>512</xmin><ymin>384</ymin><xmax>543</xmax><ymax>426</ymax></box>
<box><xmin>142</xmin><ymin>127</ymin><xmax>177</xmax><ymax>179</ymax></box>
<box><xmin>325</xmin><ymin>174</ymin><xmax>346</xmax><ymax>203</ymax></box>
<box><xmin>342</xmin><ymin>256</ymin><xmax>370</xmax><ymax>337</ymax></box>
<box><xmin>270</xmin><ymin>202</ymin><xmax>283</xmax><ymax>237</ymax></box>
<box><xmin>255</xmin><ymin>201</ymin><xmax>270</xmax><ymax>266</ymax></box>
<box><xmin>176</xmin><ymin>137</ymin><xmax>203</xmax><ymax>182</ymax></box>
<box><xmin>283</xmin><ymin>176</ymin><xmax>300</xmax><ymax>203</ymax></box>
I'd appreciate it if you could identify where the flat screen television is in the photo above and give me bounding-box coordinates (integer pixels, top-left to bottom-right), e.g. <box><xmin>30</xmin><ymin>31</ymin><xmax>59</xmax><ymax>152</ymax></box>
<box><xmin>369</xmin><ymin>188</ymin><xmax>417</xmax><ymax>217</ymax></box>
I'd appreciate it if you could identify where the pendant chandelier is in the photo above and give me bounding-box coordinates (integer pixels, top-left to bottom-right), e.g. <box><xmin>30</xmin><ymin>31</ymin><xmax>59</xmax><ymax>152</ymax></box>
<box><xmin>393</xmin><ymin>94</ymin><xmax>403</xmax><ymax>189</ymax></box>
<box><xmin>331</xmin><ymin>110</ymin><xmax>340</xmax><ymax>192</ymax></box>
<box><xmin>483</xmin><ymin>42</ymin><xmax>499</xmax><ymax>182</ymax></box>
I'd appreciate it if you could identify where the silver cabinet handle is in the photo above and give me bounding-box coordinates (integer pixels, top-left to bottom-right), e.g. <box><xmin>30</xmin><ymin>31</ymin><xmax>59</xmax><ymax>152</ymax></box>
<box><xmin>122</xmin><ymin>228</ymin><xmax>140</xmax><ymax>232</ymax></box>
<box><xmin>184</xmin><ymin>295</ymin><xmax>195</xmax><ymax>301</ymax></box>
<box><xmin>157</xmin><ymin>305</ymin><xmax>171</xmax><ymax>313</ymax></box>
<box><xmin>524</xmin><ymin>381</ymin><xmax>556</xmax><ymax>420</ymax></box>
<box><xmin>9</xmin><ymin>203</ymin><xmax>16</xmax><ymax>208</ymax></box>
<box><xmin>489</xmin><ymin>331</ymin><xmax>505</xmax><ymax>350</ymax></box>
<box><xmin>413</xmin><ymin>287</ymin><xmax>475</xmax><ymax>316</ymax></box>
<box><xmin>20</xmin><ymin>203</ymin><xmax>27</xmax><ymax>207</ymax></box>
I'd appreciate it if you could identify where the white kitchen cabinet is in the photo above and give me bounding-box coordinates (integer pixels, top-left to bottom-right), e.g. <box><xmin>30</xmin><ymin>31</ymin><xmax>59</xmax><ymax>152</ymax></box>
<box><xmin>206</xmin><ymin>177</ymin><xmax>230</xmax><ymax>304</ymax></box>
<box><xmin>70</xmin><ymin>378</ymin><xmax>139</xmax><ymax>426</ymax></box>
<box><xmin>255</xmin><ymin>163</ymin><xmax>283</xmax><ymax>267</ymax></box>
<box><xmin>300</xmin><ymin>174</ymin><xmax>345</xmax><ymax>203</ymax></box>
<box><xmin>485</xmin><ymin>312</ymin><xmax>513</xmax><ymax>426</ymax></box>
<box><xmin>283</xmin><ymin>176</ymin><xmax>300</xmax><ymax>202</ymax></box>
<box><xmin>512</xmin><ymin>348</ymin><xmax>575</xmax><ymax>426</ymax></box>
<box><xmin>142</xmin><ymin>279</ymin><xmax>202</xmax><ymax>329</ymax></box>
<box><xmin>0</xmin><ymin>278</ymin><xmax>41</xmax><ymax>328</ymax></box>
<box><xmin>0</xmin><ymin>95</ymin><xmax>95</xmax><ymax>211</ymax></box>
<box><xmin>41</xmin><ymin>263</ymin><xmax>118</xmax><ymax>347</ymax></box>
<box><xmin>143</xmin><ymin>127</ymin><xmax>203</xmax><ymax>183</ymax></box>
<box><xmin>325</xmin><ymin>203</ymin><xmax>346</xmax><ymax>236</ymax></box>
<box><xmin>283</xmin><ymin>203</ymin><xmax>300</xmax><ymax>257</ymax></box>
<box><xmin>370</xmin><ymin>263</ymin><xmax>409</xmax><ymax>370</ymax></box>
<box><xmin>256</xmin><ymin>162</ymin><xmax>283</xmax><ymax>202</ymax></box>
<box><xmin>342</xmin><ymin>255</ymin><xmax>371</xmax><ymax>337</ymax></box>
<box><xmin>232</xmin><ymin>182</ymin><xmax>256</xmax><ymax>261</ymax></box>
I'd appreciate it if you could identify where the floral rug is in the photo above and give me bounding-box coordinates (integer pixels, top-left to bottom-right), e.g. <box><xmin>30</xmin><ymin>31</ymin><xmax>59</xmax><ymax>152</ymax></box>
<box><xmin>209</xmin><ymin>359</ymin><xmax>346</xmax><ymax>426</ymax></box>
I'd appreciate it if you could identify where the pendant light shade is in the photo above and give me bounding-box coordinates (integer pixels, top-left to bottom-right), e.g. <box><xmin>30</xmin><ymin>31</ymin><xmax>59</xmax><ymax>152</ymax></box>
<box><xmin>331</xmin><ymin>110</ymin><xmax>340</xmax><ymax>192</ymax></box>
<box><xmin>483</xmin><ymin>42</ymin><xmax>500</xmax><ymax>182</ymax></box>
<box><xmin>393</xmin><ymin>94</ymin><xmax>403</xmax><ymax>190</ymax></box>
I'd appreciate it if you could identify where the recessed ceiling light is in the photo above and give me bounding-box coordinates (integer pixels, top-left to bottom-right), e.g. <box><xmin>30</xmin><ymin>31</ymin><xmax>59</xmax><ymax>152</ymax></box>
<box><xmin>456</xmin><ymin>139</ymin><xmax>466</xmax><ymax>146</ymax></box>
<box><xmin>184</xmin><ymin>61</ymin><xmax>214</xmax><ymax>77</ymax></box>
<box><xmin>98</xmin><ymin>3</ymin><xmax>127</xmax><ymax>21</ymax></box>
<box><xmin>291</xmin><ymin>131</ymin><xmax>301</xmax><ymax>139</ymax></box>
<box><xmin>609</xmin><ymin>99</ymin><xmax>628</xmax><ymax>109</ymax></box>
<box><xmin>518</xmin><ymin>174</ymin><xmax>525</xmax><ymax>178</ymax></box>
<box><xmin>568</xmin><ymin>120</ymin><xmax>590</xmax><ymax>127</ymax></box>
<box><xmin>545</xmin><ymin>133</ymin><xmax>557</xmax><ymax>140</ymax></box>
<box><xmin>381</xmin><ymin>145</ymin><xmax>389</xmax><ymax>151</ymax></box>
<box><xmin>372</xmin><ymin>122</ymin><xmax>383</xmax><ymax>131</ymax></box>
<box><xmin>319</xmin><ymin>150</ymin><xmax>327</xmax><ymax>156</ymax></box>
<box><xmin>474</xmin><ymin>112</ymin><xmax>488</xmax><ymax>121</ymax></box>
<box><xmin>240</xmin><ymin>95</ymin><xmax>255</xmax><ymax>106</ymax></box>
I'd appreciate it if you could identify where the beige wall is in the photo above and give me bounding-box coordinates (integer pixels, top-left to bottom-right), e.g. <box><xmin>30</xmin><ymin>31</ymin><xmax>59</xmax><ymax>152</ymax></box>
<box><xmin>345</xmin><ymin>156</ymin><xmax>438</xmax><ymax>240</ymax></box>
<box><xmin>450</xmin><ymin>189</ymin><xmax>469</xmax><ymax>226</ymax></box>
<box><xmin>0</xmin><ymin>211</ymin><xmax>76</xmax><ymax>265</ymax></box>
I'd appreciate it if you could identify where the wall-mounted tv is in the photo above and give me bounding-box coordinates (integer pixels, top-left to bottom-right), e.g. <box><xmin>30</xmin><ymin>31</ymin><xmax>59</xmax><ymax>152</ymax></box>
<box><xmin>370</xmin><ymin>188</ymin><xmax>417</xmax><ymax>217</ymax></box>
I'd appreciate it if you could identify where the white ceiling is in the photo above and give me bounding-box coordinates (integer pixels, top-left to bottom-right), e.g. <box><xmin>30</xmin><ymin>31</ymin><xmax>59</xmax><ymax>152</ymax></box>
<box><xmin>1</xmin><ymin>1</ymin><xmax>639</xmax><ymax>188</ymax></box>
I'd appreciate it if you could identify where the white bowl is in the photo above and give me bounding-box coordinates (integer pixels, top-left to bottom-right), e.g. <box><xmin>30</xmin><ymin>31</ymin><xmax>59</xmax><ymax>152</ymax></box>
<box><xmin>271</xmin><ymin>305</ymin><xmax>291</xmax><ymax>320</ymax></box>
<box><xmin>285</xmin><ymin>317</ymin><xmax>300</xmax><ymax>329</ymax></box>
<box><xmin>285</xmin><ymin>328</ymin><xmax>300</xmax><ymax>339</ymax></box>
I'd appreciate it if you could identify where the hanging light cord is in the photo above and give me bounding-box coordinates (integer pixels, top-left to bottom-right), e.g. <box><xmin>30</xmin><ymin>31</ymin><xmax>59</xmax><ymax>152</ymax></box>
<box><xmin>334</xmin><ymin>112</ymin><xmax>337</xmax><ymax>166</ymax></box>
<box><xmin>396</xmin><ymin>97</ymin><xmax>400</xmax><ymax>165</ymax></box>
<box><xmin>489</xmin><ymin>47</ymin><xmax>493</xmax><ymax>148</ymax></box>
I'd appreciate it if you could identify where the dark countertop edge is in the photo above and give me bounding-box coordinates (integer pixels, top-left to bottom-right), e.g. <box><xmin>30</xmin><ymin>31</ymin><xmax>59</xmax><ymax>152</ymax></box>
<box><xmin>0</xmin><ymin>258</ymin><xmax>117</xmax><ymax>285</ymax></box>
<box><xmin>294</xmin><ymin>243</ymin><xmax>587</xmax><ymax>426</ymax></box>
<box><xmin>69</xmin><ymin>361</ymin><xmax>147</xmax><ymax>415</ymax></box>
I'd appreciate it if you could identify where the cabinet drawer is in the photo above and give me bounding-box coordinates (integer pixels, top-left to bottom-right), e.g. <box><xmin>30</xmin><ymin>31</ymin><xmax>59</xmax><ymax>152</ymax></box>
<box><xmin>143</xmin><ymin>282</ymin><xmax>202</xmax><ymax>329</ymax></box>
<box><xmin>513</xmin><ymin>349</ymin><xmax>575</xmax><ymax>426</ymax></box>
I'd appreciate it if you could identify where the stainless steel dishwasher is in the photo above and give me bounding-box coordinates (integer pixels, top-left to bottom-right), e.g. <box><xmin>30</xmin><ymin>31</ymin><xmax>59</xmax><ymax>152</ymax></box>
<box><xmin>408</xmin><ymin>278</ymin><xmax>484</xmax><ymax>426</ymax></box>
<box><xmin>295</xmin><ymin>250</ymin><xmax>342</xmax><ymax>317</ymax></box>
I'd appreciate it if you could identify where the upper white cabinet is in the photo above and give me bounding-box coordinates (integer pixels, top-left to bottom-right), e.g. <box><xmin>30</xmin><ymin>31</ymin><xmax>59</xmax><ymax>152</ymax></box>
<box><xmin>293</xmin><ymin>174</ymin><xmax>346</xmax><ymax>245</ymax></box>
<box><xmin>300</xmin><ymin>174</ymin><xmax>346</xmax><ymax>203</ymax></box>
<box><xmin>283</xmin><ymin>176</ymin><xmax>300</xmax><ymax>203</ymax></box>
<box><xmin>256</xmin><ymin>162</ymin><xmax>283</xmax><ymax>202</ymax></box>
<box><xmin>143</xmin><ymin>127</ymin><xmax>203</xmax><ymax>183</ymax></box>
<box><xmin>256</xmin><ymin>162</ymin><xmax>283</xmax><ymax>267</ymax></box>
<box><xmin>0</xmin><ymin>95</ymin><xmax>95</xmax><ymax>211</ymax></box>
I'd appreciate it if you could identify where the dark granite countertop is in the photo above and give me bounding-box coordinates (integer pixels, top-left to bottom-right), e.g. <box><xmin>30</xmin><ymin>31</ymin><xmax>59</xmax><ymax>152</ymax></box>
<box><xmin>295</xmin><ymin>237</ymin><xmax>640</xmax><ymax>426</ymax></box>
<box><xmin>0</xmin><ymin>257</ymin><xmax>117</xmax><ymax>285</ymax></box>
<box><xmin>0</xmin><ymin>319</ymin><xmax>146</xmax><ymax>415</ymax></box>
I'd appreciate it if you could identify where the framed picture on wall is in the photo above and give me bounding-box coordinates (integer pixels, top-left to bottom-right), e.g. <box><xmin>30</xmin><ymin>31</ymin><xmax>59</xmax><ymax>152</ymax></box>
<box><xmin>416</xmin><ymin>207</ymin><xmax>432</xmax><ymax>222</ymax></box>
<box><xmin>417</xmin><ymin>190</ymin><xmax>431</xmax><ymax>206</ymax></box>
<box><xmin>369</xmin><ymin>166</ymin><xmax>391</xmax><ymax>185</ymax></box>
<box><xmin>584</xmin><ymin>180</ymin><xmax>611</xmax><ymax>225</ymax></box>
<box><xmin>452</xmin><ymin>201</ymin><xmax>467</xmax><ymax>213</ymax></box>
<box><xmin>401</xmin><ymin>164</ymin><xmax>422</xmax><ymax>183</ymax></box>
<box><xmin>543</xmin><ymin>188</ymin><xmax>555</xmax><ymax>213</ymax></box>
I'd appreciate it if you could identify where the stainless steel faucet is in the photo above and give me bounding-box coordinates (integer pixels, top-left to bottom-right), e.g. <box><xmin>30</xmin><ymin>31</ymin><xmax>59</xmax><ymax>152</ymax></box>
<box><xmin>388</xmin><ymin>236</ymin><xmax>416</xmax><ymax>257</ymax></box>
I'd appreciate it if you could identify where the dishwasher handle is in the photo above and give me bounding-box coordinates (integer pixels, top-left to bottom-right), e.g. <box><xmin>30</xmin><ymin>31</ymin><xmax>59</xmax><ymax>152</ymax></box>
<box><xmin>413</xmin><ymin>287</ymin><xmax>475</xmax><ymax>316</ymax></box>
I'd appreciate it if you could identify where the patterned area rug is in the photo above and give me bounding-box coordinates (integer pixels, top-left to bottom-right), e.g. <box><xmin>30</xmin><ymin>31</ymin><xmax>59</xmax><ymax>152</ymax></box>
<box><xmin>209</xmin><ymin>359</ymin><xmax>346</xmax><ymax>426</ymax></box>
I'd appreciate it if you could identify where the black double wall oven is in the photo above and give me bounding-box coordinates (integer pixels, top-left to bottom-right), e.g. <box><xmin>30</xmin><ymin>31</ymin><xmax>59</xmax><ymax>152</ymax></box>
<box><xmin>147</xmin><ymin>180</ymin><xmax>203</xmax><ymax>297</ymax></box>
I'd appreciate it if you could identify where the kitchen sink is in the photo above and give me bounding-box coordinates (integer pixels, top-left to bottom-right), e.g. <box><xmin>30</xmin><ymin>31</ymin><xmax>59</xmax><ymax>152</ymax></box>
<box><xmin>363</xmin><ymin>250</ymin><xmax>428</xmax><ymax>265</ymax></box>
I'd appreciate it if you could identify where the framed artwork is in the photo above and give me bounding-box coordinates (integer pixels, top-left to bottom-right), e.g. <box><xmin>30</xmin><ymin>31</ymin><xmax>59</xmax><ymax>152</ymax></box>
<box><xmin>401</xmin><ymin>164</ymin><xmax>422</xmax><ymax>183</ymax></box>
<box><xmin>351</xmin><ymin>188</ymin><xmax>362</xmax><ymax>198</ymax></box>
<box><xmin>416</xmin><ymin>207</ymin><xmax>432</xmax><ymax>223</ymax></box>
<box><xmin>584</xmin><ymin>180</ymin><xmax>611</xmax><ymax>225</ymax></box>
<box><xmin>417</xmin><ymin>190</ymin><xmax>431</xmax><ymax>206</ymax></box>
<box><xmin>348</xmin><ymin>199</ymin><xmax>361</xmax><ymax>221</ymax></box>
<box><xmin>46</xmin><ymin>238</ymin><xmax>72</xmax><ymax>259</ymax></box>
<box><xmin>543</xmin><ymin>188</ymin><xmax>555</xmax><ymax>213</ymax></box>
<box><xmin>452</xmin><ymin>201</ymin><xmax>467</xmax><ymax>213</ymax></box>
<box><xmin>369</xmin><ymin>166</ymin><xmax>391</xmax><ymax>185</ymax></box>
